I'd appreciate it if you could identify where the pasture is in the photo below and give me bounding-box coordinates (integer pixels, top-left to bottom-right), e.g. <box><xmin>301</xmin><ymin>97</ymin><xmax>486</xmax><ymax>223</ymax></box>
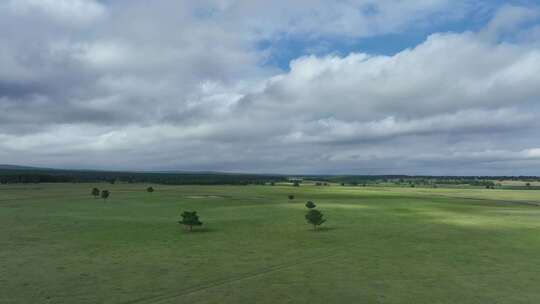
<box><xmin>1</xmin><ymin>183</ymin><xmax>540</xmax><ymax>303</ymax></box>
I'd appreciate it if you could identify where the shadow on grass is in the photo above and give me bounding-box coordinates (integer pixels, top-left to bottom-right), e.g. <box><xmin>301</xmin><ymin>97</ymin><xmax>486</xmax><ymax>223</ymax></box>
<box><xmin>311</xmin><ymin>226</ymin><xmax>336</xmax><ymax>232</ymax></box>
<box><xmin>178</xmin><ymin>227</ymin><xmax>215</xmax><ymax>233</ymax></box>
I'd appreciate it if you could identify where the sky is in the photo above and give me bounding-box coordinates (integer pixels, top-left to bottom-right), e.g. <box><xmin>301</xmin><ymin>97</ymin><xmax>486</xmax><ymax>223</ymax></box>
<box><xmin>1</xmin><ymin>0</ymin><xmax>540</xmax><ymax>175</ymax></box>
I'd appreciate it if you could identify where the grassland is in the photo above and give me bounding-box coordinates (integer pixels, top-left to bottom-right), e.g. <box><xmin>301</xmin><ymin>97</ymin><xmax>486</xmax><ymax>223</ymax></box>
<box><xmin>1</xmin><ymin>183</ymin><xmax>540</xmax><ymax>303</ymax></box>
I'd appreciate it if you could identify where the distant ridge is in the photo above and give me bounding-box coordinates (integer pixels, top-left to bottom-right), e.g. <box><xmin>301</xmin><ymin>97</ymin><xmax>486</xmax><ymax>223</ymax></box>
<box><xmin>0</xmin><ymin>164</ymin><xmax>286</xmax><ymax>185</ymax></box>
<box><xmin>0</xmin><ymin>164</ymin><xmax>53</xmax><ymax>170</ymax></box>
<box><xmin>0</xmin><ymin>164</ymin><xmax>538</xmax><ymax>179</ymax></box>
<box><xmin>0</xmin><ymin>164</ymin><xmax>274</xmax><ymax>175</ymax></box>
<box><xmin>0</xmin><ymin>164</ymin><xmax>288</xmax><ymax>176</ymax></box>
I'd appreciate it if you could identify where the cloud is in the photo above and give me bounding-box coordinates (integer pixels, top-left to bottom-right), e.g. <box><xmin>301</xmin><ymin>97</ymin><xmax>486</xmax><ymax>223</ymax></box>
<box><xmin>6</xmin><ymin>0</ymin><xmax>106</xmax><ymax>25</ymax></box>
<box><xmin>0</xmin><ymin>1</ymin><xmax>540</xmax><ymax>175</ymax></box>
<box><xmin>253</xmin><ymin>32</ymin><xmax>540</xmax><ymax>119</ymax></box>
<box><xmin>280</xmin><ymin>108</ymin><xmax>534</xmax><ymax>144</ymax></box>
<box><xmin>480</xmin><ymin>4</ymin><xmax>540</xmax><ymax>41</ymax></box>
<box><xmin>209</xmin><ymin>0</ymin><xmax>462</xmax><ymax>39</ymax></box>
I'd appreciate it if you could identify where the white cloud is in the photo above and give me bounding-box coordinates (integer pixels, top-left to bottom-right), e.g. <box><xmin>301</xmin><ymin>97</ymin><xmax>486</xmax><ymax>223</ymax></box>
<box><xmin>281</xmin><ymin>108</ymin><xmax>534</xmax><ymax>144</ymax></box>
<box><xmin>211</xmin><ymin>0</ymin><xmax>461</xmax><ymax>39</ymax></box>
<box><xmin>1</xmin><ymin>1</ymin><xmax>540</xmax><ymax>174</ymax></box>
<box><xmin>481</xmin><ymin>4</ymin><xmax>540</xmax><ymax>40</ymax></box>
<box><xmin>7</xmin><ymin>0</ymin><xmax>106</xmax><ymax>25</ymax></box>
<box><xmin>245</xmin><ymin>31</ymin><xmax>540</xmax><ymax>123</ymax></box>
<box><xmin>525</xmin><ymin>148</ymin><xmax>540</xmax><ymax>158</ymax></box>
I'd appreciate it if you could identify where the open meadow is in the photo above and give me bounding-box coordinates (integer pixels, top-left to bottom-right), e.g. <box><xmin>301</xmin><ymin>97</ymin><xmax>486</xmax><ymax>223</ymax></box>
<box><xmin>1</xmin><ymin>183</ymin><xmax>540</xmax><ymax>303</ymax></box>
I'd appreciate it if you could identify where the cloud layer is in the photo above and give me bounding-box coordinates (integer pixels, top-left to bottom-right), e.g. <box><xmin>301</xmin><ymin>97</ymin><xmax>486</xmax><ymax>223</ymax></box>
<box><xmin>1</xmin><ymin>1</ymin><xmax>540</xmax><ymax>175</ymax></box>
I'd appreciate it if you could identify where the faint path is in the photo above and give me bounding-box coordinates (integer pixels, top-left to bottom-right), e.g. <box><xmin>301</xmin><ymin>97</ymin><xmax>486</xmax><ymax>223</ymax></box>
<box><xmin>121</xmin><ymin>262</ymin><xmax>540</xmax><ymax>304</ymax></box>
<box><xmin>121</xmin><ymin>252</ymin><xmax>342</xmax><ymax>304</ymax></box>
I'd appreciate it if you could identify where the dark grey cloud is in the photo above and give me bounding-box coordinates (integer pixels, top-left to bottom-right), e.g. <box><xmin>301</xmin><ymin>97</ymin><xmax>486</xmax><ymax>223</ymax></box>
<box><xmin>0</xmin><ymin>0</ymin><xmax>539</xmax><ymax>175</ymax></box>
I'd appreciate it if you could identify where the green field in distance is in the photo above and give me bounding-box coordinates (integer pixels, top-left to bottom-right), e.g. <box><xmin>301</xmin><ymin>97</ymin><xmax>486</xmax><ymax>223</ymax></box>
<box><xmin>1</xmin><ymin>183</ymin><xmax>540</xmax><ymax>303</ymax></box>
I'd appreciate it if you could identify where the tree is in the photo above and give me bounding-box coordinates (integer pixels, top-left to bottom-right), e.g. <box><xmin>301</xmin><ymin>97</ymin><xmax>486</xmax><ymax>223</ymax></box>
<box><xmin>526</xmin><ymin>182</ymin><xmax>531</xmax><ymax>187</ymax></box>
<box><xmin>91</xmin><ymin>187</ymin><xmax>100</xmax><ymax>199</ymax></box>
<box><xmin>305</xmin><ymin>209</ymin><xmax>326</xmax><ymax>231</ymax></box>
<box><xmin>305</xmin><ymin>201</ymin><xmax>316</xmax><ymax>209</ymax></box>
<box><xmin>288</xmin><ymin>195</ymin><xmax>295</xmax><ymax>201</ymax></box>
<box><xmin>101</xmin><ymin>190</ymin><xmax>110</xmax><ymax>201</ymax></box>
<box><xmin>178</xmin><ymin>211</ymin><xmax>203</xmax><ymax>231</ymax></box>
<box><xmin>270</xmin><ymin>181</ymin><xmax>275</xmax><ymax>186</ymax></box>
<box><xmin>147</xmin><ymin>186</ymin><xmax>154</xmax><ymax>193</ymax></box>
<box><xmin>293</xmin><ymin>181</ymin><xmax>300</xmax><ymax>187</ymax></box>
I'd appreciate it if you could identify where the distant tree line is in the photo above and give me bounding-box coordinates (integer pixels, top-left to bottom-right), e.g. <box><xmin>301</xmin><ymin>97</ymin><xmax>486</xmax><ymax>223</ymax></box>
<box><xmin>304</xmin><ymin>175</ymin><xmax>540</xmax><ymax>188</ymax></box>
<box><xmin>1</xmin><ymin>168</ymin><xmax>538</xmax><ymax>188</ymax></box>
<box><xmin>0</xmin><ymin>168</ymin><xmax>286</xmax><ymax>185</ymax></box>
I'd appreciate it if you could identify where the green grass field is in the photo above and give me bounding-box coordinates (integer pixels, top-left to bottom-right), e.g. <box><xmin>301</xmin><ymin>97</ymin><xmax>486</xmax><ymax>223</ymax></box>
<box><xmin>1</xmin><ymin>183</ymin><xmax>540</xmax><ymax>303</ymax></box>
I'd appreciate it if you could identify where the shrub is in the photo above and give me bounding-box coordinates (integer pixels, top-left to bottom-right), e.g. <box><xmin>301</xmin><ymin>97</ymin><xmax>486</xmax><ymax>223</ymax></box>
<box><xmin>178</xmin><ymin>211</ymin><xmax>203</xmax><ymax>231</ymax></box>
<box><xmin>91</xmin><ymin>188</ymin><xmax>100</xmax><ymax>198</ymax></box>
<box><xmin>305</xmin><ymin>209</ymin><xmax>326</xmax><ymax>231</ymax></box>
<box><xmin>101</xmin><ymin>190</ymin><xmax>110</xmax><ymax>201</ymax></box>
<box><xmin>305</xmin><ymin>201</ymin><xmax>316</xmax><ymax>209</ymax></box>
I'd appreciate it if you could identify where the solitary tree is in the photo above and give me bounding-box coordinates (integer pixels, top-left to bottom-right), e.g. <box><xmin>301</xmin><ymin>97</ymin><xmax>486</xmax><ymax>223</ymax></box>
<box><xmin>305</xmin><ymin>201</ymin><xmax>316</xmax><ymax>209</ymax></box>
<box><xmin>91</xmin><ymin>187</ymin><xmax>100</xmax><ymax>199</ymax></box>
<box><xmin>101</xmin><ymin>190</ymin><xmax>110</xmax><ymax>201</ymax></box>
<box><xmin>526</xmin><ymin>182</ymin><xmax>531</xmax><ymax>187</ymax></box>
<box><xmin>293</xmin><ymin>181</ymin><xmax>300</xmax><ymax>187</ymax></box>
<box><xmin>178</xmin><ymin>211</ymin><xmax>203</xmax><ymax>231</ymax></box>
<box><xmin>305</xmin><ymin>209</ymin><xmax>326</xmax><ymax>231</ymax></box>
<box><xmin>288</xmin><ymin>195</ymin><xmax>295</xmax><ymax>201</ymax></box>
<box><xmin>147</xmin><ymin>186</ymin><xmax>154</xmax><ymax>193</ymax></box>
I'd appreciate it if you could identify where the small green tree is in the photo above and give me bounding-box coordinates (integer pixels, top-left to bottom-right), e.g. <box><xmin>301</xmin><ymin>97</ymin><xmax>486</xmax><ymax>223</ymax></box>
<box><xmin>305</xmin><ymin>209</ymin><xmax>326</xmax><ymax>231</ymax></box>
<box><xmin>305</xmin><ymin>201</ymin><xmax>316</xmax><ymax>209</ymax></box>
<box><xmin>91</xmin><ymin>187</ymin><xmax>100</xmax><ymax>199</ymax></box>
<box><xmin>288</xmin><ymin>195</ymin><xmax>295</xmax><ymax>201</ymax></box>
<box><xmin>147</xmin><ymin>186</ymin><xmax>154</xmax><ymax>193</ymax></box>
<box><xmin>101</xmin><ymin>190</ymin><xmax>110</xmax><ymax>201</ymax></box>
<box><xmin>178</xmin><ymin>211</ymin><xmax>203</xmax><ymax>231</ymax></box>
<box><xmin>293</xmin><ymin>181</ymin><xmax>300</xmax><ymax>187</ymax></box>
